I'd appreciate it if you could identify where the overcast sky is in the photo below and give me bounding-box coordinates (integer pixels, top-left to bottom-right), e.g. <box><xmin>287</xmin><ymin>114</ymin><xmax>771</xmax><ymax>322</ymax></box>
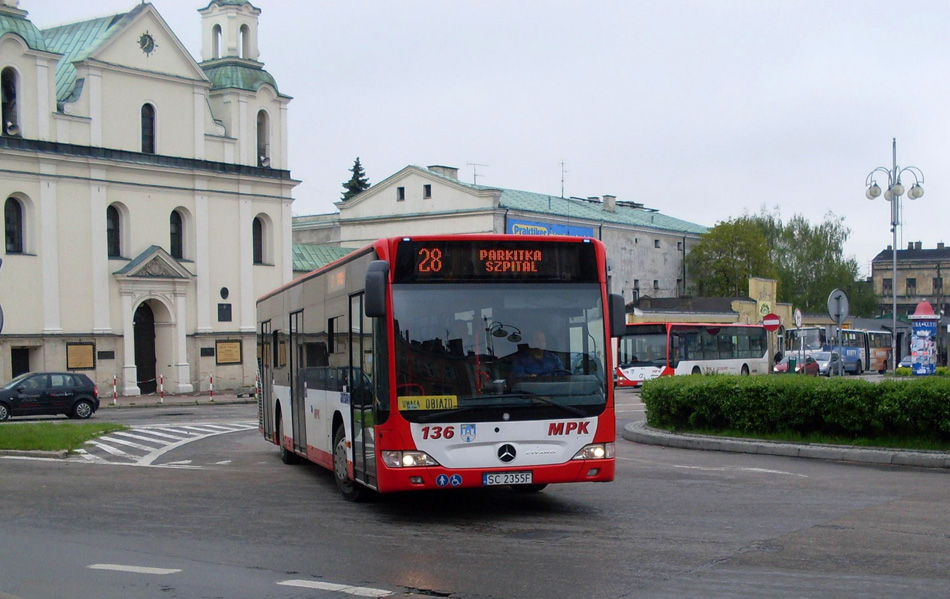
<box><xmin>23</xmin><ymin>0</ymin><xmax>950</xmax><ymax>277</ymax></box>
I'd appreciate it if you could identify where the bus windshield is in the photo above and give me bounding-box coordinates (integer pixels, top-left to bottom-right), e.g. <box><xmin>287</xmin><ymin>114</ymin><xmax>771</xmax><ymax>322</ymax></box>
<box><xmin>617</xmin><ymin>325</ymin><xmax>668</xmax><ymax>368</ymax></box>
<box><xmin>391</xmin><ymin>283</ymin><xmax>607</xmax><ymax>423</ymax></box>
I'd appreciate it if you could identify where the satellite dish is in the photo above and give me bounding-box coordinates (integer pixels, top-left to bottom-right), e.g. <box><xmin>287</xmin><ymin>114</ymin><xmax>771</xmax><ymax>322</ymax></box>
<box><xmin>259</xmin><ymin>156</ymin><xmax>271</xmax><ymax>167</ymax></box>
<box><xmin>4</xmin><ymin>121</ymin><xmax>19</xmax><ymax>136</ymax></box>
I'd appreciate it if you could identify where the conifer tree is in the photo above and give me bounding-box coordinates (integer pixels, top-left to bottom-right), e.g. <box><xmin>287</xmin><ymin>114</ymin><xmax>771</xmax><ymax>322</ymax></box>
<box><xmin>341</xmin><ymin>157</ymin><xmax>370</xmax><ymax>201</ymax></box>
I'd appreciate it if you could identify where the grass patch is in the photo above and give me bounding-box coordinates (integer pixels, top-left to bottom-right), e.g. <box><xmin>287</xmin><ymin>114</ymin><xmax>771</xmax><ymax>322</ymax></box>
<box><xmin>650</xmin><ymin>424</ymin><xmax>950</xmax><ymax>452</ymax></box>
<box><xmin>0</xmin><ymin>422</ymin><xmax>128</xmax><ymax>452</ymax></box>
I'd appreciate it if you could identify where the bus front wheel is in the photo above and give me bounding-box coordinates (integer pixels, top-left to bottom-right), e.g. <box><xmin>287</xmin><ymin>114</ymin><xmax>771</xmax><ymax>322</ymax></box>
<box><xmin>741</xmin><ymin>364</ymin><xmax>750</xmax><ymax>376</ymax></box>
<box><xmin>278</xmin><ymin>409</ymin><xmax>299</xmax><ymax>465</ymax></box>
<box><xmin>334</xmin><ymin>426</ymin><xmax>366</xmax><ymax>502</ymax></box>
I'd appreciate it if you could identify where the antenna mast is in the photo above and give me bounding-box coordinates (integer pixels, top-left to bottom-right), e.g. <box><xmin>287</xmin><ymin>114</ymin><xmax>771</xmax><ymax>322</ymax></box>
<box><xmin>560</xmin><ymin>161</ymin><xmax>567</xmax><ymax>198</ymax></box>
<box><xmin>467</xmin><ymin>162</ymin><xmax>488</xmax><ymax>185</ymax></box>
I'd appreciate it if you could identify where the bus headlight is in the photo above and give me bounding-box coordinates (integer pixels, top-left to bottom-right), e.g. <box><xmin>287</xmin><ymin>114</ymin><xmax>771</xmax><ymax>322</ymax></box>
<box><xmin>571</xmin><ymin>443</ymin><xmax>615</xmax><ymax>460</ymax></box>
<box><xmin>381</xmin><ymin>450</ymin><xmax>440</xmax><ymax>468</ymax></box>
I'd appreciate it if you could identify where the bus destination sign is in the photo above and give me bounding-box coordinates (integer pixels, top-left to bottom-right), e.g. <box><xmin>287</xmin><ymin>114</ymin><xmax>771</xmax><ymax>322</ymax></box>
<box><xmin>393</xmin><ymin>239</ymin><xmax>598</xmax><ymax>283</ymax></box>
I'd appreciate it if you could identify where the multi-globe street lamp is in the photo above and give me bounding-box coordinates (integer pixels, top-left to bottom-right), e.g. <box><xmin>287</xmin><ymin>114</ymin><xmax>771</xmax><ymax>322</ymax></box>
<box><xmin>865</xmin><ymin>138</ymin><xmax>925</xmax><ymax>374</ymax></box>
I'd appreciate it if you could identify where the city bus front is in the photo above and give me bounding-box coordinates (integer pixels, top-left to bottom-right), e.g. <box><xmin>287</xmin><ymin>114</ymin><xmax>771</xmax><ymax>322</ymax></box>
<box><xmin>368</xmin><ymin>236</ymin><xmax>624</xmax><ymax>493</ymax></box>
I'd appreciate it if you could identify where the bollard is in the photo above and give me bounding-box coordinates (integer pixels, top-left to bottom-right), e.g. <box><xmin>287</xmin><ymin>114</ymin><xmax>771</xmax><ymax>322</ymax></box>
<box><xmin>112</xmin><ymin>374</ymin><xmax>117</xmax><ymax>406</ymax></box>
<box><xmin>160</xmin><ymin>374</ymin><xmax>164</xmax><ymax>404</ymax></box>
<box><xmin>210</xmin><ymin>375</ymin><xmax>214</xmax><ymax>401</ymax></box>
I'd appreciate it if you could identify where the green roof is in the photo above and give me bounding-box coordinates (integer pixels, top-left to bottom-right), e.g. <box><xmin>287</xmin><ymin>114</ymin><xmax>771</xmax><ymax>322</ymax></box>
<box><xmin>41</xmin><ymin>5</ymin><xmax>148</xmax><ymax>103</ymax></box>
<box><xmin>293</xmin><ymin>244</ymin><xmax>355</xmax><ymax>272</ymax></box>
<box><xmin>202</xmin><ymin>61</ymin><xmax>281</xmax><ymax>94</ymax></box>
<box><xmin>0</xmin><ymin>11</ymin><xmax>49</xmax><ymax>52</ymax></box>
<box><xmin>419</xmin><ymin>166</ymin><xmax>707</xmax><ymax>236</ymax></box>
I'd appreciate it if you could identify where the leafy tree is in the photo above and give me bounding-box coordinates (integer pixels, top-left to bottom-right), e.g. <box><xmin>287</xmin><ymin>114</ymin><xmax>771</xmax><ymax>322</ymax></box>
<box><xmin>753</xmin><ymin>208</ymin><xmax>873</xmax><ymax>315</ymax></box>
<box><xmin>686</xmin><ymin>217</ymin><xmax>776</xmax><ymax>296</ymax></box>
<box><xmin>341</xmin><ymin>157</ymin><xmax>370</xmax><ymax>201</ymax></box>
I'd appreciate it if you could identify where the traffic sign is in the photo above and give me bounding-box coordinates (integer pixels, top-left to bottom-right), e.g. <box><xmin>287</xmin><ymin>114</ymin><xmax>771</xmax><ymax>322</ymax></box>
<box><xmin>794</xmin><ymin>308</ymin><xmax>802</xmax><ymax>329</ymax></box>
<box><xmin>827</xmin><ymin>289</ymin><xmax>849</xmax><ymax>325</ymax></box>
<box><xmin>762</xmin><ymin>313</ymin><xmax>781</xmax><ymax>332</ymax></box>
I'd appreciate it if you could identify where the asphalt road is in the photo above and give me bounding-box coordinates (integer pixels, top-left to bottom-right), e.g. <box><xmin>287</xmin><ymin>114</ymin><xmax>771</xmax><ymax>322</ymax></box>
<box><xmin>1</xmin><ymin>398</ymin><xmax>949</xmax><ymax>598</ymax></box>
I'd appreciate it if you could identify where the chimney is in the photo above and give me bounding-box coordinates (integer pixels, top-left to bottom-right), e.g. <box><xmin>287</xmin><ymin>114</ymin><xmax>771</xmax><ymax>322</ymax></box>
<box><xmin>427</xmin><ymin>165</ymin><xmax>458</xmax><ymax>180</ymax></box>
<box><xmin>939</xmin><ymin>242</ymin><xmax>945</xmax><ymax>250</ymax></box>
<box><xmin>916</xmin><ymin>241</ymin><xmax>923</xmax><ymax>250</ymax></box>
<box><xmin>602</xmin><ymin>194</ymin><xmax>616</xmax><ymax>212</ymax></box>
<box><xmin>908</xmin><ymin>242</ymin><xmax>915</xmax><ymax>250</ymax></box>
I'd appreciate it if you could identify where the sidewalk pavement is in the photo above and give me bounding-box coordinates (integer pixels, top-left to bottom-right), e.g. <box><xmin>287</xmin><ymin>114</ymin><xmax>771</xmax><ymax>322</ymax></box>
<box><xmin>623</xmin><ymin>420</ymin><xmax>950</xmax><ymax>470</ymax></box>
<box><xmin>99</xmin><ymin>390</ymin><xmax>257</xmax><ymax>409</ymax></box>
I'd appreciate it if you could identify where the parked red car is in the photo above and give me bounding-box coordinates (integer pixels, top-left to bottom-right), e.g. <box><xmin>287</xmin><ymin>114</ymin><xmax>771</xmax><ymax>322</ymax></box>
<box><xmin>773</xmin><ymin>355</ymin><xmax>820</xmax><ymax>376</ymax></box>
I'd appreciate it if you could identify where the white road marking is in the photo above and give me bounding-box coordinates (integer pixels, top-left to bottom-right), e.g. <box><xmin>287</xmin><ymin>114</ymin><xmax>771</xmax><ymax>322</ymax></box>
<box><xmin>111</xmin><ymin>431</ymin><xmax>170</xmax><ymax>445</ymax></box>
<box><xmin>619</xmin><ymin>456</ymin><xmax>808</xmax><ymax>477</ymax></box>
<box><xmin>88</xmin><ymin>564</ymin><xmax>181</xmax><ymax>575</ymax></box>
<box><xmin>132</xmin><ymin>429</ymin><xmax>186</xmax><ymax>441</ymax></box>
<box><xmin>87</xmin><ymin>441</ymin><xmax>134</xmax><ymax>458</ymax></box>
<box><xmin>101</xmin><ymin>436</ymin><xmax>156</xmax><ymax>452</ymax></box>
<box><xmin>214</xmin><ymin>460</ymin><xmax>232</xmax><ymax>465</ymax></box>
<box><xmin>278</xmin><ymin>579</ymin><xmax>392</xmax><ymax>597</ymax></box>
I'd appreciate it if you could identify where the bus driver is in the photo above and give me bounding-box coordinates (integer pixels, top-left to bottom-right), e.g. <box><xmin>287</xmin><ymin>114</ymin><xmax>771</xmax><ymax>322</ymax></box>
<box><xmin>511</xmin><ymin>330</ymin><xmax>566</xmax><ymax>377</ymax></box>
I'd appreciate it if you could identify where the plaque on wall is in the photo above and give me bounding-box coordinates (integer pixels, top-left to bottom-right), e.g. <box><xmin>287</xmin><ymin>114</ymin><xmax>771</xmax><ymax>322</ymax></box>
<box><xmin>215</xmin><ymin>340</ymin><xmax>242</xmax><ymax>365</ymax></box>
<box><xmin>67</xmin><ymin>342</ymin><xmax>96</xmax><ymax>370</ymax></box>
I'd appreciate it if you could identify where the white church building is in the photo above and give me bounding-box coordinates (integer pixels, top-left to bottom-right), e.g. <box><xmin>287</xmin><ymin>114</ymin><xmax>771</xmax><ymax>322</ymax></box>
<box><xmin>0</xmin><ymin>0</ymin><xmax>297</xmax><ymax>395</ymax></box>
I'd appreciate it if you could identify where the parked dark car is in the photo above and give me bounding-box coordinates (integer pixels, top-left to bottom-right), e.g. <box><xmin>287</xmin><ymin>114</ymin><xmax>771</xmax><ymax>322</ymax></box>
<box><xmin>0</xmin><ymin>372</ymin><xmax>99</xmax><ymax>421</ymax></box>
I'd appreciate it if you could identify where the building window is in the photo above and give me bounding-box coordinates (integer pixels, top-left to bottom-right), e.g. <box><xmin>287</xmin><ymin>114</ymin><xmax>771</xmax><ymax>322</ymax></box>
<box><xmin>170</xmin><ymin>210</ymin><xmax>183</xmax><ymax>259</ymax></box>
<box><xmin>906</xmin><ymin>278</ymin><xmax>917</xmax><ymax>296</ymax></box>
<box><xmin>883</xmin><ymin>278</ymin><xmax>892</xmax><ymax>294</ymax></box>
<box><xmin>257</xmin><ymin>110</ymin><xmax>270</xmax><ymax>167</ymax></box>
<box><xmin>653</xmin><ymin>280</ymin><xmax>659</xmax><ymax>290</ymax></box>
<box><xmin>934</xmin><ymin>277</ymin><xmax>943</xmax><ymax>294</ymax></box>
<box><xmin>141</xmin><ymin>103</ymin><xmax>155</xmax><ymax>154</ymax></box>
<box><xmin>423</xmin><ymin>184</ymin><xmax>432</xmax><ymax>199</ymax></box>
<box><xmin>654</xmin><ymin>239</ymin><xmax>660</xmax><ymax>249</ymax></box>
<box><xmin>252</xmin><ymin>216</ymin><xmax>264</xmax><ymax>264</ymax></box>
<box><xmin>1</xmin><ymin>67</ymin><xmax>19</xmax><ymax>137</ymax></box>
<box><xmin>677</xmin><ymin>241</ymin><xmax>683</xmax><ymax>251</ymax></box>
<box><xmin>4</xmin><ymin>196</ymin><xmax>23</xmax><ymax>254</ymax></box>
<box><xmin>240</xmin><ymin>24</ymin><xmax>251</xmax><ymax>59</ymax></box>
<box><xmin>212</xmin><ymin>24</ymin><xmax>222</xmax><ymax>58</ymax></box>
<box><xmin>396</xmin><ymin>186</ymin><xmax>405</xmax><ymax>201</ymax></box>
<box><xmin>106</xmin><ymin>205</ymin><xmax>121</xmax><ymax>257</ymax></box>
<box><xmin>677</xmin><ymin>278</ymin><xmax>683</xmax><ymax>296</ymax></box>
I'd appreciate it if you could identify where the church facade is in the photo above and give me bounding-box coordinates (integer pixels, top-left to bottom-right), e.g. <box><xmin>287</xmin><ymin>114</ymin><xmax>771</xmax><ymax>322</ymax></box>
<box><xmin>0</xmin><ymin>0</ymin><xmax>297</xmax><ymax>395</ymax></box>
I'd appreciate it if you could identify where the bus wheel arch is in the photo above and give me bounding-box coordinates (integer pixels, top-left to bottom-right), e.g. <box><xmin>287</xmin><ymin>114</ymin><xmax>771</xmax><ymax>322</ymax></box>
<box><xmin>741</xmin><ymin>364</ymin><xmax>750</xmax><ymax>376</ymax></box>
<box><xmin>691</xmin><ymin>366</ymin><xmax>701</xmax><ymax>375</ymax></box>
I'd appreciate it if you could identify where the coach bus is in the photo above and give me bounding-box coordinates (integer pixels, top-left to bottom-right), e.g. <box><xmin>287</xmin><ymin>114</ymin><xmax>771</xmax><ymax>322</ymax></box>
<box><xmin>257</xmin><ymin>235</ymin><xmax>626</xmax><ymax>501</ymax></box>
<box><xmin>615</xmin><ymin>322</ymin><xmax>770</xmax><ymax>387</ymax></box>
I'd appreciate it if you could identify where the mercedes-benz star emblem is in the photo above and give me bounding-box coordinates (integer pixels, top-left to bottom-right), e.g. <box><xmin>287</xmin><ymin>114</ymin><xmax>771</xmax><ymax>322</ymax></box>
<box><xmin>497</xmin><ymin>444</ymin><xmax>516</xmax><ymax>463</ymax></box>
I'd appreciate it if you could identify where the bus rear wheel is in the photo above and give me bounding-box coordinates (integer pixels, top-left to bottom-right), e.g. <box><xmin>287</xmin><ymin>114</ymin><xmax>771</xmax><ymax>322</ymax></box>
<box><xmin>333</xmin><ymin>426</ymin><xmax>366</xmax><ymax>502</ymax></box>
<box><xmin>740</xmin><ymin>365</ymin><xmax>750</xmax><ymax>376</ymax></box>
<box><xmin>691</xmin><ymin>366</ymin><xmax>701</xmax><ymax>375</ymax></box>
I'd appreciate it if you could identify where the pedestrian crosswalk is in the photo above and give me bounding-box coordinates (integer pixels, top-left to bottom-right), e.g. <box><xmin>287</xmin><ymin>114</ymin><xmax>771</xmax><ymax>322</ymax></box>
<box><xmin>74</xmin><ymin>421</ymin><xmax>257</xmax><ymax>468</ymax></box>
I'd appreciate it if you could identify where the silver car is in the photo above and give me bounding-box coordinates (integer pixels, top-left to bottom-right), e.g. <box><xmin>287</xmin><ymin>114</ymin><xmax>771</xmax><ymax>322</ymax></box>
<box><xmin>812</xmin><ymin>351</ymin><xmax>843</xmax><ymax>376</ymax></box>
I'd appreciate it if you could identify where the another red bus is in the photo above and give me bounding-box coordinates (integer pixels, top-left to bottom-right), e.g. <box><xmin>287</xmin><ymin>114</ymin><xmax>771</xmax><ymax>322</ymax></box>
<box><xmin>257</xmin><ymin>235</ymin><xmax>625</xmax><ymax>501</ymax></box>
<box><xmin>615</xmin><ymin>322</ymin><xmax>770</xmax><ymax>387</ymax></box>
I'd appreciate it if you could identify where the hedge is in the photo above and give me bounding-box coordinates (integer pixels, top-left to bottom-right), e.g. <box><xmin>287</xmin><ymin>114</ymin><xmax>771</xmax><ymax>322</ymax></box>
<box><xmin>640</xmin><ymin>375</ymin><xmax>950</xmax><ymax>441</ymax></box>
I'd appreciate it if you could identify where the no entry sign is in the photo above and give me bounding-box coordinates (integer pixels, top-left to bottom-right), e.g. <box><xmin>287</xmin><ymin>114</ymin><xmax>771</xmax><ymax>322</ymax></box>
<box><xmin>762</xmin><ymin>313</ymin><xmax>781</xmax><ymax>332</ymax></box>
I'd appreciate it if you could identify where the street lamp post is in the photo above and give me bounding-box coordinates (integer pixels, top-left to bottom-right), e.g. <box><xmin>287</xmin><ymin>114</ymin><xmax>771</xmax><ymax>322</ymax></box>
<box><xmin>865</xmin><ymin>138</ymin><xmax>925</xmax><ymax>374</ymax></box>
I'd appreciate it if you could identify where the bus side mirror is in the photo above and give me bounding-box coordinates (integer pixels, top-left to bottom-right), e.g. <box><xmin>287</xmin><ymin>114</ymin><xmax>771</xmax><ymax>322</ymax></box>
<box><xmin>609</xmin><ymin>293</ymin><xmax>626</xmax><ymax>337</ymax></box>
<box><xmin>365</xmin><ymin>260</ymin><xmax>389</xmax><ymax>318</ymax></box>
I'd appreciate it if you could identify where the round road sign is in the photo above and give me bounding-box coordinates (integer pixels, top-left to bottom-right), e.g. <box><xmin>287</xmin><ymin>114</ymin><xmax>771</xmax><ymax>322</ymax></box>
<box><xmin>762</xmin><ymin>313</ymin><xmax>781</xmax><ymax>332</ymax></box>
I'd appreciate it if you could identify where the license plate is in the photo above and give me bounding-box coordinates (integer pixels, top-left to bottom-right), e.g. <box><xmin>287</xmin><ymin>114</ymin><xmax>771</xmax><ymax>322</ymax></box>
<box><xmin>482</xmin><ymin>471</ymin><xmax>533</xmax><ymax>486</ymax></box>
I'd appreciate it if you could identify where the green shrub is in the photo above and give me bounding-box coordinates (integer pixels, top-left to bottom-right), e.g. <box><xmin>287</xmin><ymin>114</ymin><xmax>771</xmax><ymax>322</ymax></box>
<box><xmin>641</xmin><ymin>374</ymin><xmax>950</xmax><ymax>442</ymax></box>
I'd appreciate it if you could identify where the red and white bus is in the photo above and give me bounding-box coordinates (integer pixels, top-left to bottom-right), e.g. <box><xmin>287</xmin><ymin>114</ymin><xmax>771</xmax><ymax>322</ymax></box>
<box><xmin>257</xmin><ymin>235</ymin><xmax>626</xmax><ymax>500</ymax></box>
<box><xmin>615</xmin><ymin>322</ymin><xmax>770</xmax><ymax>387</ymax></box>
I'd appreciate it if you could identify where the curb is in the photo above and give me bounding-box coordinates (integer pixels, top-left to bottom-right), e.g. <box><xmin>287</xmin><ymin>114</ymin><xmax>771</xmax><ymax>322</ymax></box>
<box><xmin>622</xmin><ymin>421</ymin><xmax>950</xmax><ymax>469</ymax></box>
<box><xmin>0</xmin><ymin>449</ymin><xmax>69</xmax><ymax>459</ymax></box>
<box><xmin>99</xmin><ymin>397</ymin><xmax>256</xmax><ymax>409</ymax></box>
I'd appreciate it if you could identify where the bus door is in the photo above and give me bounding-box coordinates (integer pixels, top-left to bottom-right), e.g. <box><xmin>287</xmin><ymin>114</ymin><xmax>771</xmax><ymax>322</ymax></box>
<box><xmin>289</xmin><ymin>311</ymin><xmax>307</xmax><ymax>454</ymax></box>
<box><xmin>349</xmin><ymin>293</ymin><xmax>377</xmax><ymax>488</ymax></box>
<box><xmin>259</xmin><ymin>320</ymin><xmax>273</xmax><ymax>436</ymax></box>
